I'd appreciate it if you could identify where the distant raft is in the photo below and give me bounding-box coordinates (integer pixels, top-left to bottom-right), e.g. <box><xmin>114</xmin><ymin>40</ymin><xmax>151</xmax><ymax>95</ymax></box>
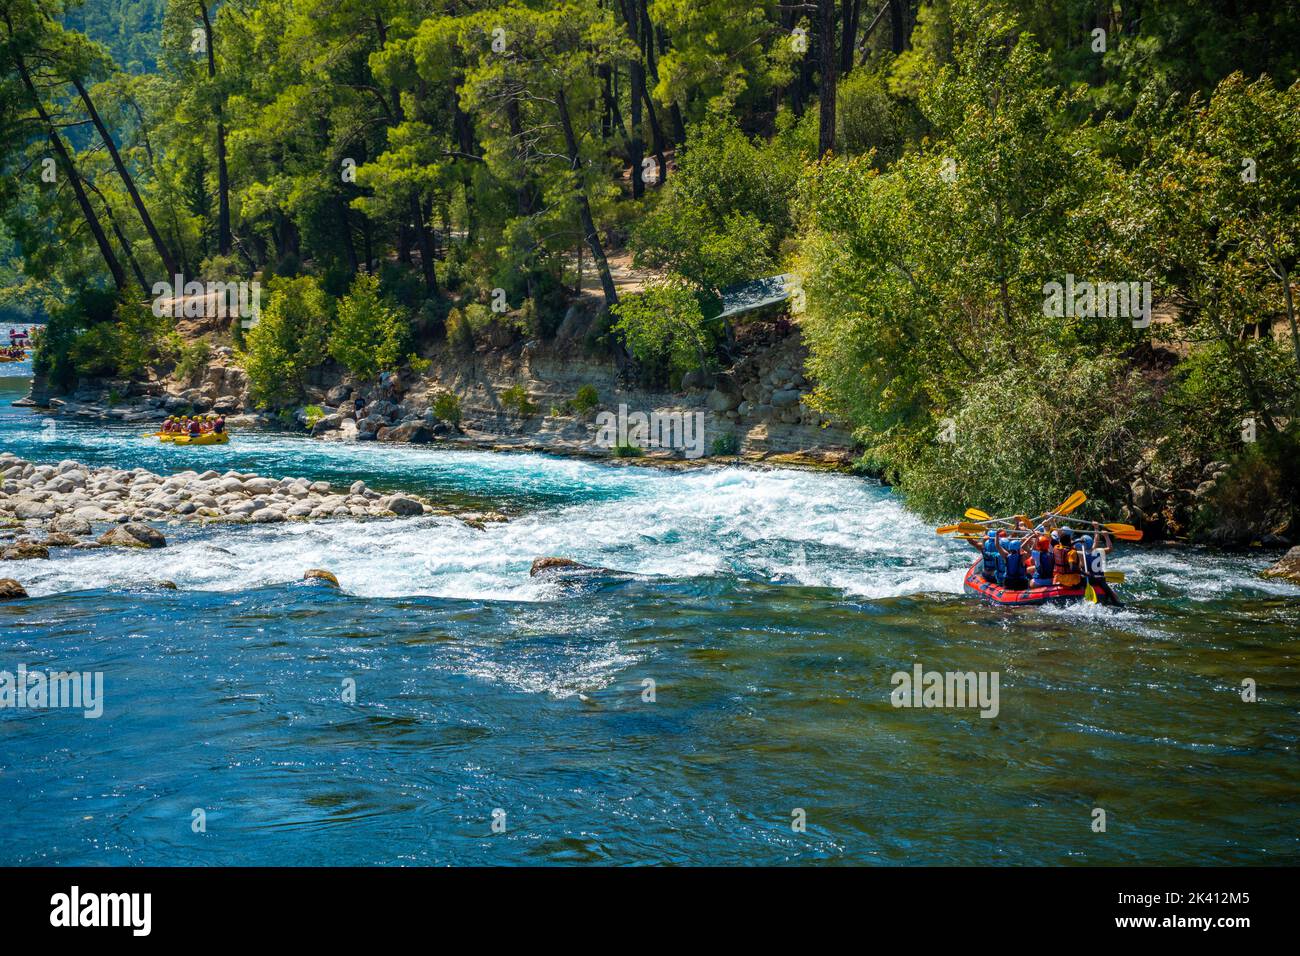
<box><xmin>168</xmin><ymin>432</ymin><xmax>230</xmax><ymax>446</ymax></box>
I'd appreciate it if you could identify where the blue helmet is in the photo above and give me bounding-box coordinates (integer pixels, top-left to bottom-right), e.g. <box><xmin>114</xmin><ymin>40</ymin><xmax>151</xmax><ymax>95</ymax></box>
<box><xmin>1082</xmin><ymin>534</ymin><xmax>1094</xmax><ymax>548</ymax></box>
<box><xmin>1034</xmin><ymin>524</ymin><xmax>1046</xmax><ymax>534</ymax></box>
<box><xmin>1007</xmin><ymin>539</ymin><xmax>1021</xmax><ymax>551</ymax></box>
<box><xmin>986</xmin><ymin>530</ymin><xmax>997</xmax><ymax>538</ymax></box>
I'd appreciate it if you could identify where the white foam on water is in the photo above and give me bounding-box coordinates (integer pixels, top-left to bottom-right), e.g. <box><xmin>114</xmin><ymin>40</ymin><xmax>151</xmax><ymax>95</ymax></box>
<box><xmin>10</xmin><ymin>460</ymin><xmax>975</xmax><ymax>601</ymax></box>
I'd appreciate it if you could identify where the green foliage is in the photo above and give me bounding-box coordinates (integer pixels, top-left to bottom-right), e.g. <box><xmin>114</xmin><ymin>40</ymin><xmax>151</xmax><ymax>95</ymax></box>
<box><xmin>432</xmin><ymin>390</ymin><xmax>462</xmax><ymax>425</ymax></box>
<box><xmin>302</xmin><ymin>405</ymin><xmax>326</xmax><ymax>428</ymax></box>
<box><xmin>37</xmin><ymin>290</ymin><xmax>174</xmax><ymax>388</ymax></box>
<box><xmin>498</xmin><ymin>383</ymin><xmax>537</xmax><ymax>418</ymax></box>
<box><xmin>1193</xmin><ymin>428</ymin><xmax>1300</xmax><ymax>544</ymax></box>
<box><xmin>328</xmin><ymin>273</ymin><xmax>409</xmax><ymax>381</ymax></box>
<box><xmin>611</xmin><ymin>442</ymin><xmax>644</xmax><ymax>458</ymax></box>
<box><xmin>612</xmin><ymin>279</ymin><xmax>717</xmax><ymax>380</ymax></box>
<box><xmin>445</xmin><ymin>308</ymin><xmax>477</xmax><ymax>355</ymax></box>
<box><xmin>711</xmin><ymin>432</ymin><xmax>740</xmax><ymax>456</ymax></box>
<box><xmin>572</xmin><ymin>384</ymin><xmax>599</xmax><ymax>414</ymax></box>
<box><xmin>837</xmin><ymin>69</ymin><xmax>906</xmax><ymax>166</ymax></box>
<box><xmin>631</xmin><ymin>120</ymin><xmax>802</xmax><ymax>296</ymax></box>
<box><xmin>172</xmin><ymin>336</ymin><xmax>211</xmax><ymax>384</ymax></box>
<box><xmin>241</xmin><ymin>275</ymin><xmax>334</xmax><ymax>408</ymax></box>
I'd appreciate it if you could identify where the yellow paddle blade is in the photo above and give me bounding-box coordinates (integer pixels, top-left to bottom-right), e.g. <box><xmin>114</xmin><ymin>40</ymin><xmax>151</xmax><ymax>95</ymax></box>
<box><xmin>965</xmin><ymin>508</ymin><xmax>991</xmax><ymax>521</ymax></box>
<box><xmin>956</xmin><ymin>522</ymin><xmax>989</xmax><ymax>535</ymax></box>
<box><xmin>1084</xmin><ymin>578</ymin><xmax>1098</xmax><ymax>603</ymax></box>
<box><xmin>1102</xmin><ymin>523</ymin><xmax>1136</xmax><ymax>533</ymax></box>
<box><xmin>1111</xmin><ymin>529</ymin><xmax>1144</xmax><ymax>541</ymax></box>
<box><xmin>1103</xmin><ymin>571</ymin><xmax>1126</xmax><ymax>584</ymax></box>
<box><xmin>936</xmin><ymin>524</ymin><xmax>961</xmax><ymax>535</ymax></box>
<box><xmin>1056</xmin><ymin>490</ymin><xmax>1087</xmax><ymax>516</ymax></box>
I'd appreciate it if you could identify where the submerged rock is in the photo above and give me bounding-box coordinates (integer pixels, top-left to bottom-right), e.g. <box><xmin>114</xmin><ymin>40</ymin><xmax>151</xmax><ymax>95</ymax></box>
<box><xmin>0</xmin><ymin>578</ymin><xmax>28</xmax><ymax>600</ymax></box>
<box><xmin>529</xmin><ymin>556</ymin><xmax>622</xmax><ymax>578</ymax></box>
<box><xmin>303</xmin><ymin>568</ymin><xmax>340</xmax><ymax>587</ymax></box>
<box><xmin>2</xmin><ymin>542</ymin><xmax>49</xmax><ymax>561</ymax></box>
<box><xmin>98</xmin><ymin>523</ymin><xmax>167</xmax><ymax>549</ymax></box>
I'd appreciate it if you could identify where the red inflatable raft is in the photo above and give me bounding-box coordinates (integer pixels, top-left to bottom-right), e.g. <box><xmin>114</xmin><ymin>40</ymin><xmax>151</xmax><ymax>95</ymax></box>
<box><xmin>962</xmin><ymin>559</ymin><xmax>1120</xmax><ymax>607</ymax></box>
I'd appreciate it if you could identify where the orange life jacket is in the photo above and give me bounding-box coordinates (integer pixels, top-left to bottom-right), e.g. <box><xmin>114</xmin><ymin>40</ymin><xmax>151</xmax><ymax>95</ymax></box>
<box><xmin>1053</xmin><ymin>545</ymin><xmax>1082</xmax><ymax>586</ymax></box>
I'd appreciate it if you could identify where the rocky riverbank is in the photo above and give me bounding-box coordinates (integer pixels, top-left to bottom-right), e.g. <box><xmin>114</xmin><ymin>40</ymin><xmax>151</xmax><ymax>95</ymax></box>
<box><xmin>0</xmin><ymin>451</ymin><xmax>502</xmax><ymax>562</ymax></box>
<box><xmin>23</xmin><ymin>324</ymin><xmax>858</xmax><ymax>473</ymax></box>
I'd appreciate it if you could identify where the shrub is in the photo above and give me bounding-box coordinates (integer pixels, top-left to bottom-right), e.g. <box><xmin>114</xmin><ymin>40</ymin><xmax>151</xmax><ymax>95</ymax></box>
<box><xmin>242</xmin><ymin>275</ymin><xmax>334</xmax><ymax>408</ymax></box>
<box><xmin>432</xmin><ymin>391</ymin><xmax>462</xmax><ymax>425</ymax></box>
<box><xmin>199</xmin><ymin>253</ymin><xmax>244</xmax><ymax>281</ymax></box>
<box><xmin>328</xmin><ymin>273</ymin><xmax>409</xmax><ymax>380</ymax></box>
<box><xmin>711</xmin><ymin>432</ymin><xmax>740</xmax><ymax>456</ymax></box>
<box><xmin>303</xmin><ymin>404</ymin><xmax>326</xmax><ymax>428</ymax></box>
<box><xmin>498</xmin><ymin>383</ymin><xmax>537</xmax><ymax>418</ymax></box>
<box><xmin>571</xmin><ymin>384</ymin><xmax>599</xmax><ymax>414</ymax></box>
<box><xmin>446</xmin><ymin>307</ymin><xmax>477</xmax><ymax>354</ymax></box>
<box><xmin>837</xmin><ymin>69</ymin><xmax>905</xmax><ymax>165</ymax></box>
<box><xmin>174</xmin><ymin>337</ymin><xmax>211</xmax><ymax>385</ymax></box>
<box><xmin>611</xmin><ymin>442</ymin><xmax>644</xmax><ymax>458</ymax></box>
<box><xmin>611</xmin><ymin>279</ymin><xmax>718</xmax><ymax>381</ymax></box>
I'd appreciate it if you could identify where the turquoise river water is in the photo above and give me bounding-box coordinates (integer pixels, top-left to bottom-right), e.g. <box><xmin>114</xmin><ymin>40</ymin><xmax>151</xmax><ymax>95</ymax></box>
<box><xmin>1</xmin><ymin>360</ymin><xmax>1297</xmax><ymax>865</ymax></box>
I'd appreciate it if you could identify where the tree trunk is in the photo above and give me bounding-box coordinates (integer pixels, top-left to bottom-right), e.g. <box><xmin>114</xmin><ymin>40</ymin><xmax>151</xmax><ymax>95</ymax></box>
<box><xmin>198</xmin><ymin>3</ymin><xmax>231</xmax><ymax>257</ymax></box>
<box><xmin>621</xmin><ymin>0</ymin><xmax>646</xmax><ymax>197</ymax></box>
<box><xmin>818</xmin><ymin>0</ymin><xmax>838</xmax><ymax>157</ymax></box>
<box><xmin>840</xmin><ymin>0</ymin><xmax>861</xmax><ymax>78</ymax></box>
<box><xmin>86</xmin><ymin>180</ymin><xmax>150</xmax><ymax>296</ymax></box>
<box><xmin>337</xmin><ymin>198</ymin><xmax>359</xmax><ymax>274</ymax></box>
<box><xmin>411</xmin><ymin>195</ymin><xmax>438</xmax><ymax>295</ymax></box>
<box><xmin>71</xmin><ymin>76</ymin><xmax>179</xmax><ymax>277</ymax></box>
<box><xmin>14</xmin><ymin>54</ymin><xmax>127</xmax><ymax>291</ymax></box>
<box><xmin>1282</xmin><ymin>265</ymin><xmax>1300</xmax><ymax>385</ymax></box>
<box><xmin>888</xmin><ymin>0</ymin><xmax>905</xmax><ymax>53</ymax></box>
<box><xmin>556</xmin><ymin>88</ymin><xmax>618</xmax><ymax>306</ymax></box>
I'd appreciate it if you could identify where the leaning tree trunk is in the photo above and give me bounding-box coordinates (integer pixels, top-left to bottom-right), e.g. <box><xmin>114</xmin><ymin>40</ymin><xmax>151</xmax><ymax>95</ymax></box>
<box><xmin>556</xmin><ymin>88</ymin><xmax>618</xmax><ymax>307</ymax></box>
<box><xmin>87</xmin><ymin>179</ymin><xmax>151</xmax><ymax>296</ymax></box>
<box><xmin>198</xmin><ymin>3</ymin><xmax>232</xmax><ymax>257</ymax></box>
<box><xmin>14</xmin><ymin>54</ymin><xmax>127</xmax><ymax>291</ymax></box>
<box><xmin>71</xmin><ymin>76</ymin><xmax>179</xmax><ymax>278</ymax></box>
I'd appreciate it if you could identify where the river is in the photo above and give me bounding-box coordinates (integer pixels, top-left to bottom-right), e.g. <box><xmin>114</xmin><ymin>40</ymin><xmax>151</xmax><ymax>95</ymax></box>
<box><xmin>1</xmin><ymin>366</ymin><xmax>1297</xmax><ymax>865</ymax></box>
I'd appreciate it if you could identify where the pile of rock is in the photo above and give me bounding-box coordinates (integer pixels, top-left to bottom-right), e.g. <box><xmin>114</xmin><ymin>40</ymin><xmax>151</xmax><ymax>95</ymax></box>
<box><xmin>302</xmin><ymin>386</ymin><xmax>459</xmax><ymax>444</ymax></box>
<box><xmin>0</xmin><ymin>452</ymin><xmax>450</xmax><ymax>560</ymax></box>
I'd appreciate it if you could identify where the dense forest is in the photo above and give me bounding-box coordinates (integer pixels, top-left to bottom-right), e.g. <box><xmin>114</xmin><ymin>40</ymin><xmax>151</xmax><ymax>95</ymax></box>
<box><xmin>1</xmin><ymin>0</ymin><xmax>1298</xmax><ymax>537</ymax></box>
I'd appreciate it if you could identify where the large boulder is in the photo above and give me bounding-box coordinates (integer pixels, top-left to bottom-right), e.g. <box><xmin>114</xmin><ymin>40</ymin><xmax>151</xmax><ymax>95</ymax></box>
<box><xmin>706</xmin><ymin>388</ymin><xmax>740</xmax><ymax>413</ymax></box>
<box><xmin>386</xmin><ymin>495</ymin><xmax>425</xmax><ymax>517</ymax></box>
<box><xmin>303</xmin><ymin>568</ymin><xmax>339</xmax><ymax>587</ymax></box>
<box><xmin>379</xmin><ymin>421</ymin><xmax>436</xmax><ymax>444</ymax></box>
<box><xmin>311</xmin><ymin>414</ymin><xmax>344</xmax><ymax>436</ymax></box>
<box><xmin>2</xmin><ymin>542</ymin><xmax>49</xmax><ymax>560</ymax></box>
<box><xmin>50</xmin><ymin>514</ymin><xmax>93</xmax><ymax>536</ymax></box>
<box><xmin>97</xmin><ymin>523</ymin><xmax>166</xmax><ymax>549</ymax></box>
<box><xmin>0</xmin><ymin>578</ymin><xmax>28</xmax><ymax>600</ymax></box>
<box><xmin>1262</xmin><ymin>546</ymin><xmax>1300</xmax><ymax>585</ymax></box>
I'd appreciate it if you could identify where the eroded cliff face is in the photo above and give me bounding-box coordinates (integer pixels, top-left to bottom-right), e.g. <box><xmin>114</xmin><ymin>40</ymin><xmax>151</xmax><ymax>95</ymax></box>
<box><xmin>302</xmin><ymin>322</ymin><xmax>856</xmax><ymax>468</ymax></box>
<box><xmin>37</xmin><ymin>303</ymin><xmax>857</xmax><ymax>469</ymax></box>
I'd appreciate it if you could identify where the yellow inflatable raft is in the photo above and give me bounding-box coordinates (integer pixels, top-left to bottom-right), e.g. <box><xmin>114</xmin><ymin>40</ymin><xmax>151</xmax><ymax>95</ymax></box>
<box><xmin>169</xmin><ymin>432</ymin><xmax>230</xmax><ymax>446</ymax></box>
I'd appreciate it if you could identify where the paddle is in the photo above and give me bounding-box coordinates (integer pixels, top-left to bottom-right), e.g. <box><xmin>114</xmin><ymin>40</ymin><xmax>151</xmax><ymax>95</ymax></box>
<box><xmin>1103</xmin><ymin>571</ymin><xmax>1125</xmax><ymax>584</ymax></box>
